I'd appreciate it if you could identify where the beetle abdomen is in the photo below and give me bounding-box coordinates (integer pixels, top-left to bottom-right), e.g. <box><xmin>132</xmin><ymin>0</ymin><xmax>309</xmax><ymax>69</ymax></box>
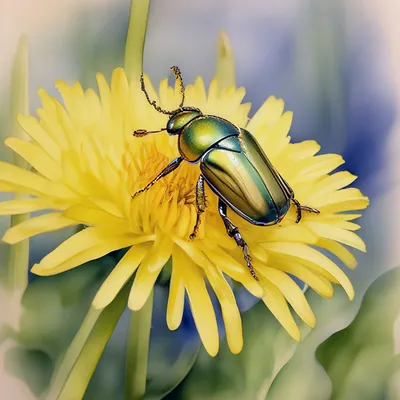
<box><xmin>178</xmin><ymin>116</ymin><xmax>239</xmax><ymax>162</ymax></box>
<box><xmin>200</xmin><ymin>133</ymin><xmax>292</xmax><ymax>226</ymax></box>
<box><xmin>238</xmin><ymin>128</ymin><xmax>293</xmax><ymax>207</ymax></box>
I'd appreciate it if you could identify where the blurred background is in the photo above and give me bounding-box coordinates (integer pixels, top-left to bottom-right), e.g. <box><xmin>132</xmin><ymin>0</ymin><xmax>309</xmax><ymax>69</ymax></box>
<box><xmin>1</xmin><ymin>0</ymin><xmax>400</xmax><ymax>399</ymax></box>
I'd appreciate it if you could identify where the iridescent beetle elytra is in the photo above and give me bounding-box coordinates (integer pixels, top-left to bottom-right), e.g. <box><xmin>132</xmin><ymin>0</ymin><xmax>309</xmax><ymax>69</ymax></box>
<box><xmin>131</xmin><ymin>67</ymin><xmax>319</xmax><ymax>280</ymax></box>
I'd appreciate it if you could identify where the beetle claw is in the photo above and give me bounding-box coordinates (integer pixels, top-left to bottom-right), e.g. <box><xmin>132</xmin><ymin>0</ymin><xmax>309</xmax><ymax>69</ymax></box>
<box><xmin>292</xmin><ymin>199</ymin><xmax>320</xmax><ymax>223</ymax></box>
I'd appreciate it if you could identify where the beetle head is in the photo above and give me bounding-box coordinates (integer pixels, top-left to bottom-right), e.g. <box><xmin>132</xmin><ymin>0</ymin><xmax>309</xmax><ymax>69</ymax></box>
<box><xmin>166</xmin><ymin>108</ymin><xmax>202</xmax><ymax>135</ymax></box>
<box><xmin>135</xmin><ymin>66</ymin><xmax>202</xmax><ymax>137</ymax></box>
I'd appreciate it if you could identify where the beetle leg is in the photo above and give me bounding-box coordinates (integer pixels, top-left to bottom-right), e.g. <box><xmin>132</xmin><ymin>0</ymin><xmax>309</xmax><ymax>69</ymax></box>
<box><xmin>291</xmin><ymin>198</ymin><xmax>320</xmax><ymax>223</ymax></box>
<box><xmin>189</xmin><ymin>175</ymin><xmax>207</xmax><ymax>241</ymax></box>
<box><xmin>218</xmin><ymin>199</ymin><xmax>259</xmax><ymax>281</ymax></box>
<box><xmin>131</xmin><ymin>157</ymin><xmax>183</xmax><ymax>199</ymax></box>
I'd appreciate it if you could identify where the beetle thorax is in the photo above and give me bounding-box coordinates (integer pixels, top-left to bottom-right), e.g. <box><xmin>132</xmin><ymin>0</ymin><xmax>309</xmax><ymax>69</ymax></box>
<box><xmin>178</xmin><ymin>116</ymin><xmax>240</xmax><ymax>163</ymax></box>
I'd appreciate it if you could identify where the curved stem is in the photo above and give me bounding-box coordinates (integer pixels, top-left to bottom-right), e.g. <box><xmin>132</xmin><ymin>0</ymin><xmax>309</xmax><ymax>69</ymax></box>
<box><xmin>45</xmin><ymin>283</ymin><xmax>130</xmax><ymax>400</ymax></box>
<box><xmin>124</xmin><ymin>0</ymin><xmax>151</xmax><ymax>83</ymax></box>
<box><xmin>125</xmin><ymin>289</ymin><xmax>154</xmax><ymax>400</ymax></box>
<box><xmin>6</xmin><ymin>35</ymin><xmax>30</xmax><ymax>292</ymax></box>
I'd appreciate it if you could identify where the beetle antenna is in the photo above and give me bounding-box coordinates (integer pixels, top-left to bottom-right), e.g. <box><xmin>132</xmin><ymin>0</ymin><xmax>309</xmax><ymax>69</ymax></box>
<box><xmin>140</xmin><ymin>74</ymin><xmax>175</xmax><ymax>115</ymax></box>
<box><xmin>133</xmin><ymin>127</ymin><xmax>167</xmax><ymax>137</ymax></box>
<box><xmin>170</xmin><ymin>66</ymin><xmax>185</xmax><ymax>107</ymax></box>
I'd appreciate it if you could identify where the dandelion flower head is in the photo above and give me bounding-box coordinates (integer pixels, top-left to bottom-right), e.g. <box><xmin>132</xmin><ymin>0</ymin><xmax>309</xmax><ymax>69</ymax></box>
<box><xmin>0</xmin><ymin>68</ymin><xmax>369</xmax><ymax>356</ymax></box>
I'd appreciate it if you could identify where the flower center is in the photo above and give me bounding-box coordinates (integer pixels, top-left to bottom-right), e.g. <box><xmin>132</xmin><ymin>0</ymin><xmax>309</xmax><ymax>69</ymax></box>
<box><xmin>122</xmin><ymin>142</ymin><xmax>203</xmax><ymax>237</ymax></box>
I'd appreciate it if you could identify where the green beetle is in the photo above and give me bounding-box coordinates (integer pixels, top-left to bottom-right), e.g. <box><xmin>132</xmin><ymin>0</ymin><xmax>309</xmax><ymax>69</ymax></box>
<box><xmin>132</xmin><ymin>66</ymin><xmax>319</xmax><ymax>280</ymax></box>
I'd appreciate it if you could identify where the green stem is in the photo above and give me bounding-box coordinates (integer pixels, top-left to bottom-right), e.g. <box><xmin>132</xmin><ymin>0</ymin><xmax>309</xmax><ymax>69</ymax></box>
<box><xmin>6</xmin><ymin>35</ymin><xmax>30</xmax><ymax>292</ymax></box>
<box><xmin>45</xmin><ymin>284</ymin><xmax>130</xmax><ymax>400</ymax></box>
<box><xmin>215</xmin><ymin>30</ymin><xmax>236</xmax><ymax>90</ymax></box>
<box><xmin>125</xmin><ymin>289</ymin><xmax>154</xmax><ymax>400</ymax></box>
<box><xmin>124</xmin><ymin>0</ymin><xmax>151</xmax><ymax>82</ymax></box>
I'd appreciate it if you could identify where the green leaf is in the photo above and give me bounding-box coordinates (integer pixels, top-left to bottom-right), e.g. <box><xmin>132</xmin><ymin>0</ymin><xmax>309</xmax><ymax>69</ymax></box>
<box><xmin>171</xmin><ymin>300</ymin><xmax>304</xmax><ymax>400</ymax></box>
<box><xmin>266</xmin><ymin>267</ymin><xmax>400</xmax><ymax>400</ymax></box>
<box><xmin>171</xmin><ymin>267</ymin><xmax>400</xmax><ymax>400</ymax></box>
<box><xmin>385</xmin><ymin>355</ymin><xmax>400</xmax><ymax>400</ymax></box>
<box><xmin>4</xmin><ymin>256</ymin><xmax>117</xmax><ymax>396</ymax></box>
<box><xmin>315</xmin><ymin>266</ymin><xmax>400</xmax><ymax>400</ymax></box>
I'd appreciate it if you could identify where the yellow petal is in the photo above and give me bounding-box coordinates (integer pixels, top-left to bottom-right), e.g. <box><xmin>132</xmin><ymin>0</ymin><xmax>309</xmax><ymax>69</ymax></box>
<box><xmin>92</xmin><ymin>243</ymin><xmax>152</xmax><ymax>309</ymax></box>
<box><xmin>128</xmin><ymin>235</ymin><xmax>174</xmax><ymax>311</ymax></box>
<box><xmin>257</xmin><ymin>224</ymin><xmax>317</xmax><ymax>244</ymax></box>
<box><xmin>297</xmin><ymin>154</ymin><xmax>345</xmax><ymax>181</ymax></box>
<box><xmin>174</xmin><ymin>205</ymin><xmax>191</xmax><ymax>238</ymax></box>
<box><xmin>37</xmin><ymin>105</ymin><xmax>70</xmax><ymax>151</ymax></box>
<box><xmin>0</xmin><ymin>197</ymin><xmax>59</xmax><ymax>215</ymax></box>
<box><xmin>318</xmin><ymin>198</ymin><xmax>370</xmax><ymax>214</ymax></box>
<box><xmin>265</xmin><ymin>258</ymin><xmax>334</xmax><ymax>298</ymax></box>
<box><xmin>295</xmin><ymin>260</ymin><xmax>340</xmax><ymax>284</ymax></box>
<box><xmin>249</xmin><ymin>242</ymin><xmax>269</xmax><ymax>262</ymax></box>
<box><xmin>96</xmin><ymin>73</ymin><xmax>112</xmax><ymax>115</ymax></box>
<box><xmin>167</xmin><ymin>256</ymin><xmax>186</xmax><ymax>330</ymax></box>
<box><xmin>17</xmin><ymin>114</ymin><xmax>61</xmax><ymax>161</ymax></box>
<box><xmin>314</xmin><ymin>188</ymin><xmax>369</xmax><ymax>208</ymax></box>
<box><xmin>260</xmin><ymin>267</ymin><xmax>316</xmax><ymax>328</ymax></box>
<box><xmin>174</xmin><ymin>246</ymin><xmax>219</xmax><ymax>357</ymax></box>
<box><xmin>289</xmin><ymin>140</ymin><xmax>321</xmax><ymax>160</ymax></box>
<box><xmin>312</xmin><ymin>214</ymin><xmax>361</xmax><ymax>231</ymax></box>
<box><xmin>36</xmin><ymin>227</ymin><xmax>149</xmax><ymax>271</ymax></box>
<box><xmin>203</xmin><ymin>263</ymin><xmax>243</xmax><ymax>354</ymax></box>
<box><xmin>55</xmin><ymin>80</ymin><xmax>85</xmax><ymax>125</ymax></box>
<box><xmin>61</xmin><ymin>152</ymin><xmax>89</xmax><ymax>196</ymax></box>
<box><xmin>203</xmin><ymin>246</ymin><xmax>263</xmax><ymax>298</ymax></box>
<box><xmin>261</xmin><ymin>278</ymin><xmax>300</xmax><ymax>341</ymax></box>
<box><xmin>2</xmin><ymin>212</ymin><xmax>76</xmax><ymax>244</ymax></box>
<box><xmin>32</xmin><ymin>236</ymin><xmax>136</xmax><ymax>276</ymax></box>
<box><xmin>0</xmin><ymin>161</ymin><xmax>75</xmax><ymax>199</ymax></box>
<box><xmin>313</xmin><ymin>171</ymin><xmax>358</xmax><ymax>197</ymax></box>
<box><xmin>207</xmin><ymin>79</ymin><xmax>220</xmax><ymax>107</ymax></box>
<box><xmin>5</xmin><ymin>137</ymin><xmax>62</xmax><ymax>181</ymax></box>
<box><xmin>247</xmin><ymin>96</ymin><xmax>284</xmax><ymax>134</ymax></box>
<box><xmin>264</xmin><ymin>242</ymin><xmax>354</xmax><ymax>300</ymax></box>
<box><xmin>317</xmin><ymin>239</ymin><xmax>358</xmax><ymax>269</ymax></box>
<box><xmin>216</xmin><ymin>30</ymin><xmax>235</xmax><ymax>90</ymax></box>
<box><xmin>193</xmin><ymin>76</ymin><xmax>207</xmax><ymax>104</ymax></box>
<box><xmin>63</xmin><ymin>205</ymin><xmax>128</xmax><ymax>229</ymax></box>
<box><xmin>85</xmin><ymin>197</ymin><xmax>125</xmax><ymax>219</ymax></box>
<box><xmin>306</xmin><ymin>222</ymin><xmax>366</xmax><ymax>252</ymax></box>
<box><xmin>38</xmin><ymin>90</ymin><xmax>72</xmax><ymax>151</ymax></box>
<box><xmin>205</xmin><ymin>226</ymin><xmax>236</xmax><ymax>250</ymax></box>
<box><xmin>173</xmin><ymin>236</ymin><xmax>209</xmax><ymax>267</ymax></box>
<box><xmin>37</xmin><ymin>88</ymin><xmax>56</xmax><ymax>112</ymax></box>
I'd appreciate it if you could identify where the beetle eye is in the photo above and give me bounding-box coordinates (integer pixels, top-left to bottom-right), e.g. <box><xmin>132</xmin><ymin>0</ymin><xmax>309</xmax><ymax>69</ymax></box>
<box><xmin>166</xmin><ymin>121</ymin><xmax>180</xmax><ymax>135</ymax></box>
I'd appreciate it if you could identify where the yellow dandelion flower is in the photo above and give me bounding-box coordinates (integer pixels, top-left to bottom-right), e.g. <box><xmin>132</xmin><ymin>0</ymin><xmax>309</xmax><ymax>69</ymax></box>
<box><xmin>0</xmin><ymin>66</ymin><xmax>369</xmax><ymax>356</ymax></box>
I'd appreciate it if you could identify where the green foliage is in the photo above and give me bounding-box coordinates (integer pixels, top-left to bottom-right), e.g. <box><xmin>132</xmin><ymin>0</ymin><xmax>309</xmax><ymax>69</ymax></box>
<box><xmin>3</xmin><ymin>258</ymin><xmax>200</xmax><ymax>400</ymax></box>
<box><xmin>316</xmin><ymin>267</ymin><xmax>400</xmax><ymax>400</ymax></box>
<box><xmin>170</xmin><ymin>300</ymin><xmax>304</xmax><ymax>400</ymax></box>
<box><xmin>85</xmin><ymin>286</ymin><xmax>201</xmax><ymax>400</ymax></box>
<box><xmin>171</xmin><ymin>267</ymin><xmax>400</xmax><ymax>400</ymax></box>
<box><xmin>4</xmin><ymin>256</ymin><xmax>116</xmax><ymax>396</ymax></box>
